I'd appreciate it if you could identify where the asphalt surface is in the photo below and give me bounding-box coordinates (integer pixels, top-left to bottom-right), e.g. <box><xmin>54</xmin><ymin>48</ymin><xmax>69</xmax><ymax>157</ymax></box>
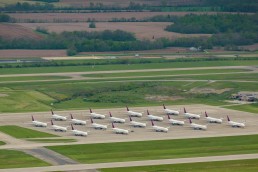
<box><xmin>1</xmin><ymin>153</ymin><xmax>258</xmax><ymax>172</ymax></box>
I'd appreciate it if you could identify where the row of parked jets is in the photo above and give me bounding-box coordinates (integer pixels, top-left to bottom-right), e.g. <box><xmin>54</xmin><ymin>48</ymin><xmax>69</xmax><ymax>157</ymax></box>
<box><xmin>30</xmin><ymin>105</ymin><xmax>246</xmax><ymax>136</ymax></box>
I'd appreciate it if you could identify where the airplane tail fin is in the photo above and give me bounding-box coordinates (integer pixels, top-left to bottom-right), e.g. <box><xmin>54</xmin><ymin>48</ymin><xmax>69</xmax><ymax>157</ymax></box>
<box><xmin>184</xmin><ymin>107</ymin><xmax>186</xmax><ymax>113</ymax></box>
<box><xmin>163</xmin><ymin>104</ymin><xmax>166</xmax><ymax>109</ymax></box>
<box><xmin>32</xmin><ymin>115</ymin><xmax>34</xmax><ymax>121</ymax></box>
<box><xmin>71</xmin><ymin>124</ymin><xmax>74</xmax><ymax>130</ymax></box>
<box><xmin>109</xmin><ymin>112</ymin><xmax>112</xmax><ymax>117</ymax></box>
<box><xmin>89</xmin><ymin>108</ymin><xmax>92</xmax><ymax>113</ymax></box>
<box><xmin>90</xmin><ymin>118</ymin><xmax>93</xmax><ymax>124</ymax></box>
<box><xmin>70</xmin><ymin>114</ymin><xmax>73</xmax><ymax>119</ymax></box>
<box><xmin>147</xmin><ymin>109</ymin><xmax>150</xmax><ymax>115</ymax></box>
<box><xmin>167</xmin><ymin>114</ymin><xmax>170</xmax><ymax>119</ymax></box>
<box><xmin>51</xmin><ymin>120</ymin><xmax>54</xmax><ymax>125</ymax></box>
<box><xmin>112</xmin><ymin>123</ymin><xmax>115</xmax><ymax>128</ymax></box>
<box><xmin>205</xmin><ymin>111</ymin><xmax>208</xmax><ymax>117</ymax></box>
<box><xmin>129</xmin><ymin>116</ymin><xmax>132</xmax><ymax>121</ymax></box>
<box><xmin>151</xmin><ymin>120</ymin><xmax>154</xmax><ymax>126</ymax></box>
<box><xmin>189</xmin><ymin>118</ymin><xmax>192</xmax><ymax>124</ymax></box>
<box><xmin>51</xmin><ymin>109</ymin><xmax>54</xmax><ymax>115</ymax></box>
<box><xmin>227</xmin><ymin>115</ymin><xmax>230</xmax><ymax>122</ymax></box>
<box><xmin>126</xmin><ymin>106</ymin><xmax>129</xmax><ymax>111</ymax></box>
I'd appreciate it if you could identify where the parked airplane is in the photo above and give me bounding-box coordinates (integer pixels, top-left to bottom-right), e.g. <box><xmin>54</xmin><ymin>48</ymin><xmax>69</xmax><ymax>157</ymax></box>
<box><xmin>109</xmin><ymin>112</ymin><xmax>125</xmax><ymax>123</ymax></box>
<box><xmin>129</xmin><ymin>116</ymin><xmax>146</xmax><ymax>128</ymax></box>
<box><xmin>31</xmin><ymin>115</ymin><xmax>47</xmax><ymax>127</ymax></box>
<box><xmin>50</xmin><ymin>120</ymin><xmax>67</xmax><ymax>132</ymax></box>
<box><xmin>71</xmin><ymin>124</ymin><xmax>88</xmax><ymax>136</ymax></box>
<box><xmin>51</xmin><ymin>109</ymin><xmax>67</xmax><ymax>121</ymax></box>
<box><xmin>189</xmin><ymin>118</ymin><xmax>207</xmax><ymax>130</ymax></box>
<box><xmin>111</xmin><ymin>123</ymin><xmax>129</xmax><ymax>134</ymax></box>
<box><xmin>205</xmin><ymin>111</ymin><xmax>222</xmax><ymax>124</ymax></box>
<box><xmin>150</xmin><ymin>120</ymin><xmax>169</xmax><ymax>133</ymax></box>
<box><xmin>147</xmin><ymin>110</ymin><xmax>163</xmax><ymax>121</ymax></box>
<box><xmin>167</xmin><ymin>114</ymin><xmax>184</xmax><ymax>125</ymax></box>
<box><xmin>227</xmin><ymin>115</ymin><xmax>245</xmax><ymax>128</ymax></box>
<box><xmin>89</xmin><ymin>108</ymin><xmax>105</xmax><ymax>119</ymax></box>
<box><xmin>163</xmin><ymin>104</ymin><xmax>179</xmax><ymax>115</ymax></box>
<box><xmin>183</xmin><ymin>108</ymin><xmax>200</xmax><ymax>119</ymax></box>
<box><xmin>126</xmin><ymin>106</ymin><xmax>143</xmax><ymax>117</ymax></box>
<box><xmin>90</xmin><ymin>118</ymin><xmax>107</xmax><ymax>130</ymax></box>
<box><xmin>70</xmin><ymin>114</ymin><xmax>87</xmax><ymax>125</ymax></box>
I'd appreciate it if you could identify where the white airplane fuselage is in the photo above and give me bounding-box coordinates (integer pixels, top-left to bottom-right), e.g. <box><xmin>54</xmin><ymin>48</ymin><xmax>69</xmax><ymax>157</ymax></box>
<box><xmin>71</xmin><ymin>119</ymin><xmax>86</xmax><ymax>125</ymax></box>
<box><xmin>228</xmin><ymin>121</ymin><xmax>245</xmax><ymax>128</ymax></box>
<box><xmin>91</xmin><ymin>123</ymin><xmax>107</xmax><ymax>130</ymax></box>
<box><xmin>72</xmin><ymin>129</ymin><xmax>88</xmax><ymax>136</ymax></box>
<box><xmin>52</xmin><ymin>125</ymin><xmax>67</xmax><ymax>132</ymax></box>
<box><xmin>110</xmin><ymin>117</ymin><xmax>125</xmax><ymax>123</ymax></box>
<box><xmin>52</xmin><ymin>114</ymin><xmax>67</xmax><ymax>121</ymax></box>
<box><xmin>127</xmin><ymin>111</ymin><xmax>142</xmax><ymax>117</ymax></box>
<box><xmin>206</xmin><ymin>117</ymin><xmax>222</xmax><ymax>123</ymax></box>
<box><xmin>169</xmin><ymin>119</ymin><xmax>184</xmax><ymax>125</ymax></box>
<box><xmin>32</xmin><ymin>121</ymin><xmax>47</xmax><ymax>127</ymax></box>
<box><xmin>112</xmin><ymin>127</ymin><xmax>129</xmax><ymax>134</ymax></box>
<box><xmin>152</xmin><ymin>125</ymin><xmax>168</xmax><ymax>133</ymax></box>
<box><xmin>184</xmin><ymin>113</ymin><xmax>200</xmax><ymax>119</ymax></box>
<box><xmin>130</xmin><ymin>121</ymin><xmax>146</xmax><ymax>128</ymax></box>
<box><xmin>147</xmin><ymin>115</ymin><xmax>163</xmax><ymax>121</ymax></box>
<box><xmin>164</xmin><ymin>109</ymin><xmax>179</xmax><ymax>115</ymax></box>
<box><xmin>90</xmin><ymin>113</ymin><xmax>105</xmax><ymax>119</ymax></box>
<box><xmin>190</xmin><ymin>123</ymin><xmax>207</xmax><ymax>130</ymax></box>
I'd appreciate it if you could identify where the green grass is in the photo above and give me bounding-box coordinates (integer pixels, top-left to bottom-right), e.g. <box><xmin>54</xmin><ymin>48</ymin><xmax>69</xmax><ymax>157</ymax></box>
<box><xmin>0</xmin><ymin>149</ymin><xmax>49</xmax><ymax>169</ymax></box>
<box><xmin>47</xmin><ymin>134</ymin><xmax>258</xmax><ymax>164</ymax></box>
<box><xmin>1</xmin><ymin>60</ymin><xmax>258</xmax><ymax>75</ymax></box>
<box><xmin>0</xmin><ymin>141</ymin><xmax>5</xmax><ymax>145</ymax></box>
<box><xmin>0</xmin><ymin>89</ymin><xmax>54</xmax><ymax>112</ymax></box>
<box><xmin>0</xmin><ymin>125</ymin><xmax>58</xmax><ymax>139</ymax></box>
<box><xmin>27</xmin><ymin>138</ymin><xmax>76</xmax><ymax>143</ymax></box>
<box><xmin>83</xmin><ymin>69</ymin><xmax>249</xmax><ymax>78</ymax></box>
<box><xmin>225</xmin><ymin>103</ymin><xmax>258</xmax><ymax>114</ymax></box>
<box><xmin>101</xmin><ymin>159</ymin><xmax>258</xmax><ymax>172</ymax></box>
<box><xmin>0</xmin><ymin>76</ymin><xmax>70</xmax><ymax>82</ymax></box>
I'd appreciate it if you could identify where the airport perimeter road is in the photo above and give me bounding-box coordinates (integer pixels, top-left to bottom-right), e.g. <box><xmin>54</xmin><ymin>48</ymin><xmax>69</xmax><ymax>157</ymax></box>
<box><xmin>1</xmin><ymin>153</ymin><xmax>258</xmax><ymax>172</ymax></box>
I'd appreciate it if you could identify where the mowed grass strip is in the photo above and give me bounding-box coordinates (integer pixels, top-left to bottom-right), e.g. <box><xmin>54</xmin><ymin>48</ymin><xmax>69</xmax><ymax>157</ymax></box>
<box><xmin>0</xmin><ymin>76</ymin><xmax>70</xmax><ymax>82</ymax></box>
<box><xmin>83</xmin><ymin>69</ymin><xmax>250</xmax><ymax>78</ymax></box>
<box><xmin>101</xmin><ymin>159</ymin><xmax>258</xmax><ymax>172</ymax></box>
<box><xmin>47</xmin><ymin>135</ymin><xmax>258</xmax><ymax>164</ymax></box>
<box><xmin>0</xmin><ymin>149</ymin><xmax>49</xmax><ymax>169</ymax></box>
<box><xmin>0</xmin><ymin>125</ymin><xmax>58</xmax><ymax>138</ymax></box>
<box><xmin>0</xmin><ymin>141</ymin><xmax>5</xmax><ymax>145</ymax></box>
<box><xmin>27</xmin><ymin>138</ymin><xmax>76</xmax><ymax>143</ymax></box>
<box><xmin>1</xmin><ymin>60</ymin><xmax>258</xmax><ymax>75</ymax></box>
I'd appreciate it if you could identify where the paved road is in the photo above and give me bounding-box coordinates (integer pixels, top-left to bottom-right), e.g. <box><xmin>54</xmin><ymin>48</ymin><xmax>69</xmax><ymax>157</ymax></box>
<box><xmin>1</xmin><ymin>153</ymin><xmax>258</xmax><ymax>172</ymax></box>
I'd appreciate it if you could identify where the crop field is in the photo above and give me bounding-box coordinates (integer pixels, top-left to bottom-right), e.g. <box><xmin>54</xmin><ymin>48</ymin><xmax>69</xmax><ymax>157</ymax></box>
<box><xmin>0</xmin><ymin>149</ymin><xmax>49</xmax><ymax>169</ymax></box>
<box><xmin>18</xmin><ymin>22</ymin><xmax>211</xmax><ymax>40</ymax></box>
<box><xmin>47</xmin><ymin>134</ymin><xmax>258</xmax><ymax>163</ymax></box>
<box><xmin>0</xmin><ymin>125</ymin><xmax>58</xmax><ymax>138</ymax></box>
<box><xmin>101</xmin><ymin>159</ymin><xmax>258</xmax><ymax>172</ymax></box>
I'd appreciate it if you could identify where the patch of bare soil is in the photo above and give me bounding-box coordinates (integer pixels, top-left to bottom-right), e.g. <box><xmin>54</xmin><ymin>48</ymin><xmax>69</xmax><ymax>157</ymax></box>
<box><xmin>0</xmin><ymin>50</ymin><xmax>67</xmax><ymax>58</ymax></box>
<box><xmin>0</xmin><ymin>93</ymin><xmax>8</xmax><ymax>97</ymax></box>
<box><xmin>145</xmin><ymin>95</ymin><xmax>184</xmax><ymax>102</ymax></box>
<box><xmin>190</xmin><ymin>88</ymin><xmax>232</xmax><ymax>94</ymax></box>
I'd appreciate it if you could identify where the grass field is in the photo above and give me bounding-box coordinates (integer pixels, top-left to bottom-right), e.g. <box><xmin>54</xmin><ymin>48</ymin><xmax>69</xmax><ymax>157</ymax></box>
<box><xmin>225</xmin><ymin>103</ymin><xmax>258</xmax><ymax>114</ymax></box>
<box><xmin>101</xmin><ymin>159</ymin><xmax>258</xmax><ymax>172</ymax></box>
<box><xmin>0</xmin><ymin>76</ymin><xmax>70</xmax><ymax>82</ymax></box>
<box><xmin>47</xmin><ymin>134</ymin><xmax>258</xmax><ymax>164</ymax></box>
<box><xmin>0</xmin><ymin>141</ymin><xmax>5</xmax><ymax>145</ymax></box>
<box><xmin>0</xmin><ymin>125</ymin><xmax>58</xmax><ymax>138</ymax></box>
<box><xmin>0</xmin><ymin>149</ymin><xmax>49</xmax><ymax>169</ymax></box>
<box><xmin>1</xmin><ymin>60</ymin><xmax>258</xmax><ymax>75</ymax></box>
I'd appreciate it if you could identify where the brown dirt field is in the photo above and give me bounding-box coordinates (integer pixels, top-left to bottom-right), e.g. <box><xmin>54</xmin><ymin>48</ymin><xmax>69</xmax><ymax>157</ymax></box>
<box><xmin>8</xmin><ymin>12</ymin><xmax>243</xmax><ymax>23</ymax></box>
<box><xmin>0</xmin><ymin>23</ymin><xmax>42</xmax><ymax>40</ymax></box>
<box><xmin>59</xmin><ymin>0</ymin><xmax>202</xmax><ymax>7</ymax></box>
<box><xmin>18</xmin><ymin>22</ymin><xmax>211</xmax><ymax>40</ymax></box>
<box><xmin>0</xmin><ymin>50</ymin><xmax>67</xmax><ymax>58</ymax></box>
<box><xmin>240</xmin><ymin>43</ymin><xmax>258</xmax><ymax>51</ymax></box>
